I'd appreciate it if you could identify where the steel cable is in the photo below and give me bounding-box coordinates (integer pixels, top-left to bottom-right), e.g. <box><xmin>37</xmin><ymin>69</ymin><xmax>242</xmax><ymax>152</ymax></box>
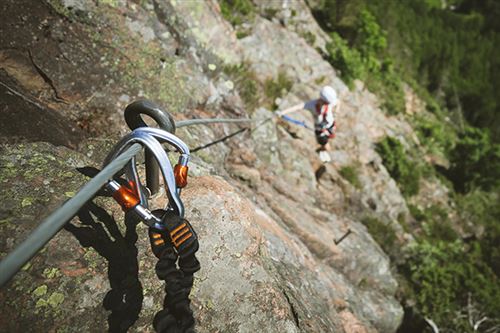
<box><xmin>176</xmin><ymin>118</ymin><xmax>253</xmax><ymax>128</ymax></box>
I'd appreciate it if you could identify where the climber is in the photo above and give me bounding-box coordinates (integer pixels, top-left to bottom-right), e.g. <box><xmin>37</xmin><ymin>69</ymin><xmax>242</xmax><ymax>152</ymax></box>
<box><xmin>278</xmin><ymin>86</ymin><xmax>340</xmax><ymax>162</ymax></box>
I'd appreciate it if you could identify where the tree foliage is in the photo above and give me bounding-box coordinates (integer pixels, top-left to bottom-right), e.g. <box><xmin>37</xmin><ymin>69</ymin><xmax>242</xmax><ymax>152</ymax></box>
<box><xmin>325</xmin><ymin>32</ymin><xmax>363</xmax><ymax>87</ymax></box>
<box><xmin>324</xmin><ymin>9</ymin><xmax>404</xmax><ymax>114</ymax></box>
<box><xmin>314</xmin><ymin>0</ymin><xmax>500</xmax><ymax>140</ymax></box>
<box><xmin>311</xmin><ymin>1</ymin><xmax>500</xmax><ymax>331</ymax></box>
<box><xmin>219</xmin><ymin>0</ymin><xmax>254</xmax><ymax>26</ymax></box>
<box><xmin>404</xmin><ymin>240</ymin><xmax>500</xmax><ymax>330</ymax></box>
<box><xmin>446</xmin><ymin>126</ymin><xmax>500</xmax><ymax>193</ymax></box>
<box><xmin>376</xmin><ymin>137</ymin><xmax>420</xmax><ymax>197</ymax></box>
<box><xmin>372</xmin><ymin>0</ymin><xmax>499</xmax><ymax>141</ymax></box>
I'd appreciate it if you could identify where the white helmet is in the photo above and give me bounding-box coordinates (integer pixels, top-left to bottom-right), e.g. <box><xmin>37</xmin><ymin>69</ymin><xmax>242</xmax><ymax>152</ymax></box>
<box><xmin>319</xmin><ymin>86</ymin><xmax>337</xmax><ymax>105</ymax></box>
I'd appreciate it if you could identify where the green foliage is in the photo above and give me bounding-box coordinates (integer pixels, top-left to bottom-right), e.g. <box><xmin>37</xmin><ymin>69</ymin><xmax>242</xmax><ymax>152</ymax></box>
<box><xmin>376</xmin><ymin>137</ymin><xmax>420</xmax><ymax>197</ymax></box>
<box><xmin>403</xmin><ymin>192</ymin><xmax>500</xmax><ymax>331</ymax></box>
<box><xmin>414</xmin><ymin>114</ymin><xmax>456</xmax><ymax>157</ymax></box>
<box><xmin>235</xmin><ymin>31</ymin><xmax>250</xmax><ymax>39</ymax></box>
<box><xmin>456</xmin><ymin>190</ymin><xmax>500</xmax><ymax>277</ymax></box>
<box><xmin>316</xmin><ymin>0</ymin><xmax>500</xmax><ymax>132</ymax></box>
<box><xmin>322</xmin><ymin>9</ymin><xmax>385</xmax><ymax>82</ymax></box>
<box><xmin>365</xmin><ymin>66</ymin><xmax>405</xmax><ymax>115</ymax></box>
<box><xmin>423</xmin><ymin>0</ymin><xmax>442</xmax><ymax>9</ymax></box>
<box><xmin>361</xmin><ymin>216</ymin><xmax>397</xmax><ymax>254</ymax></box>
<box><xmin>353</xmin><ymin>10</ymin><xmax>387</xmax><ymax>72</ymax></box>
<box><xmin>404</xmin><ymin>240</ymin><xmax>500</xmax><ymax>329</ymax></box>
<box><xmin>314</xmin><ymin>3</ymin><xmax>500</xmax><ymax>330</ymax></box>
<box><xmin>323</xmin><ymin>10</ymin><xmax>405</xmax><ymax>114</ymax></box>
<box><xmin>423</xmin><ymin>206</ymin><xmax>457</xmax><ymax>241</ymax></box>
<box><xmin>310</xmin><ymin>0</ymin><xmax>365</xmax><ymax>35</ymax></box>
<box><xmin>224</xmin><ymin>65</ymin><xmax>293</xmax><ymax>112</ymax></box>
<box><xmin>339</xmin><ymin>165</ymin><xmax>361</xmax><ymax>189</ymax></box>
<box><xmin>446</xmin><ymin>126</ymin><xmax>500</xmax><ymax>193</ymax></box>
<box><xmin>219</xmin><ymin>0</ymin><xmax>254</xmax><ymax>26</ymax></box>
<box><xmin>223</xmin><ymin>63</ymin><xmax>259</xmax><ymax>111</ymax></box>
<box><xmin>263</xmin><ymin>71</ymin><xmax>293</xmax><ymax>109</ymax></box>
<box><xmin>354</xmin><ymin>10</ymin><xmax>405</xmax><ymax>114</ymax></box>
<box><xmin>369</xmin><ymin>0</ymin><xmax>500</xmax><ymax>141</ymax></box>
<box><xmin>262</xmin><ymin>8</ymin><xmax>279</xmax><ymax>20</ymax></box>
<box><xmin>299</xmin><ymin>31</ymin><xmax>316</xmax><ymax>45</ymax></box>
<box><xmin>325</xmin><ymin>32</ymin><xmax>364</xmax><ymax>87</ymax></box>
<box><xmin>408</xmin><ymin>204</ymin><xmax>425</xmax><ymax>222</ymax></box>
<box><xmin>408</xmin><ymin>204</ymin><xmax>458</xmax><ymax>241</ymax></box>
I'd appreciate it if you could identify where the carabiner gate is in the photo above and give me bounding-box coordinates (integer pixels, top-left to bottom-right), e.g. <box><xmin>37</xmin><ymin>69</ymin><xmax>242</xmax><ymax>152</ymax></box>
<box><xmin>103</xmin><ymin>129</ymin><xmax>190</xmax><ymax>219</ymax></box>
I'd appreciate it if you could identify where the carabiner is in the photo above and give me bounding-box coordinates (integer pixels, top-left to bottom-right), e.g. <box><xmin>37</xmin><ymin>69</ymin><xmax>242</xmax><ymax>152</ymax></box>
<box><xmin>103</xmin><ymin>130</ymin><xmax>186</xmax><ymax>219</ymax></box>
<box><xmin>106</xmin><ymin>179</ymin><xmax>164</xmax><ymax>229</ymax></box>
<box><xmin>131</xmin><ymin>127</ymin><xmax>190</xmax><ymax>192</ymax></box>
<box><xmin>124</xmin><ymin>100</ymin><xmax>176</xmax><ymax>195</ymax></box>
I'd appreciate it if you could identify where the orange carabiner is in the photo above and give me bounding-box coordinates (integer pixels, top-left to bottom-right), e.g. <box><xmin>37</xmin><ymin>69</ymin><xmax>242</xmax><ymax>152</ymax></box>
<box><xmin>112</xmin><ymin>181</ymin><xmax>140</xmax><ymax>211</ymax></box>
<box><xmin>174</xmin><ymin>164</ymin><xmax>189</xmax><ymax>188</ymax></box>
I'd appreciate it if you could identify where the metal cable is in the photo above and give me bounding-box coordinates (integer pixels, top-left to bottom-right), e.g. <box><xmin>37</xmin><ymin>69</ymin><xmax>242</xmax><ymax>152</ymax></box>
<box><xmin>0</xmin><ymin>143</ymin><xmax>143</xmax><ymax>287</ymax></box>
<box><xmin>176</xmin><ymin>118</ymin><xmax>253</xmax><ymax>128</ymax></box>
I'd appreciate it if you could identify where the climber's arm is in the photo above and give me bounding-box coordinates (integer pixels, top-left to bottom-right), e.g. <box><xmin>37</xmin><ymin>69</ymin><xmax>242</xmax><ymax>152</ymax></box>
<box><xmin>276</xmin><ymin>103</ymin><xmax>306</xmax><ymax>117</ymax></box>
<box><xmin>277</xmin><ymin>99</ymin><xmax>319</xmax><ymax>117</ymax></box>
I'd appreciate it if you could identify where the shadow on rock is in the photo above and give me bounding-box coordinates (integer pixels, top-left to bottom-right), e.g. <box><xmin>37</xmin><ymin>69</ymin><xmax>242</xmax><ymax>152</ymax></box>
<box><xmin>315</xmin><ymin>165</ymin><xmax>327</xmax><ymax>181</ymax></box>
<box><xmin>65</xmin><ymin>182</ymin><xmax>143</xmax><ymax>332</ymax></box>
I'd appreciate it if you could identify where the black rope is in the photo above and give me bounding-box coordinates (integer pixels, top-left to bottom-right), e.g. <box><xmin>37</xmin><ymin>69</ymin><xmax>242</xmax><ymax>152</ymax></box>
<box><xmin>191</xmin><ymin>127</ymin><xmax>248</xmax><ymax>153</ymax></box>
<box><xmin>190</xmin><ymin>115</ymin><xmax>276</xmax><ymax>153</ymax></box>
<box><xmin>148</xmin><ymin>210</ymin><xmax>200</xmax><ymax>333</ymax></box>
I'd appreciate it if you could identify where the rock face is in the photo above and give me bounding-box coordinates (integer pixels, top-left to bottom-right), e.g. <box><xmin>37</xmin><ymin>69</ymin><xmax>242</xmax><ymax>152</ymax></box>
<box><xmin>0</xmin><ymin>0</ymin><xmax>412</xmax><ymax>332</ymax></box>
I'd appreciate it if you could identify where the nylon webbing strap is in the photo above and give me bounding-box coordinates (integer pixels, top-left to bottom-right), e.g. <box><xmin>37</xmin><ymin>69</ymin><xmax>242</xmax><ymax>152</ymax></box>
<box><xmin>0</xmin><ymin>143</ymin><xmax>143</xmax><ymax>287</ymax></box>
